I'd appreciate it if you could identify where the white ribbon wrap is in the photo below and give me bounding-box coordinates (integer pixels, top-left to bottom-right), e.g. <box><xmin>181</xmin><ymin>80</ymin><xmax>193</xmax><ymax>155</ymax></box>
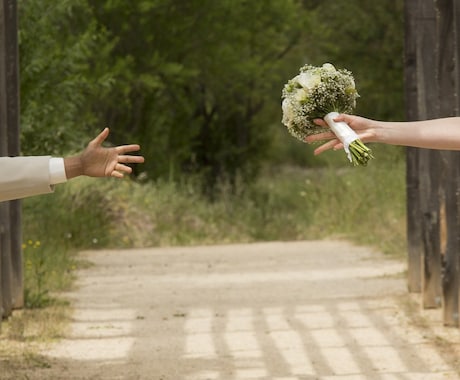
<box><xmin>324</xmin><ymin>112</ymin><xmax>359</xmax><ymax>163</ymax></box>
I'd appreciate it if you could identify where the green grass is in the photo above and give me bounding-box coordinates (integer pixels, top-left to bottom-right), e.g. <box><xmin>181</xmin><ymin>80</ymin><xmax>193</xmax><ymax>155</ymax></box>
<box><xmin>305</xmin><ymin>158</ymin><xmax>406</xmax><ymax>255</ymax></box>
<box><xmin>20</xmin><ymin>146</ymin><xmax>406</xmax><ymax>308</ymax></box>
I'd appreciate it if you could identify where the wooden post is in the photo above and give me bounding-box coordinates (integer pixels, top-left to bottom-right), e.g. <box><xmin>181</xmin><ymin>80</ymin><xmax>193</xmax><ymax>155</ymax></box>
<box><xmin>0</xmin><ymin>0</ymin><xmax>21</xmax><ymax>320</ymax></box>
<box><xmin>436</xmin><ymin>0</ymin><xmax>460</xmax><ymax>326</ymax></box>
<box><xmin>443</xmin><ymin>151</ymin><xmax>459</xmax><ymax>326</ymax></box>
<box><xmin>0</xmin><ymin>0</ymin><xmax>12</xmax><ymax>320</ymax></box>
<box><xmin>404</xmin><ymin>0</ymin><xmax>422</xmax><ymax>293</ymax></box>
<box><xmin>0</xmin><ymin>208</ymin><xmax>12</xmax><ymax>319</ymax></box>
<box><xmin>4</xmin><ymin>0</ymin><xmax>22</xmax><ymax>309</ymax></box>
<box><xmin>411</xmin><ymin>0</ymin><xmax>443</xmax><ymax>309</ymax></box>
<box><xmin>453</xmin><ymin>0</ymin><xmax>460</xmax><ymax>327</ymax></box>
<box><xmin>420</xmin><ymin>150</ymin><xmax>443</xmax><ymax>309</ymax></box>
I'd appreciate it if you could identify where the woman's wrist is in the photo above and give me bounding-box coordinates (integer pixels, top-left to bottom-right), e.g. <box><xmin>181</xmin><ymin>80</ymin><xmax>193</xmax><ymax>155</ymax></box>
<box><xmin>373</xmin><ymin>120</ymin><xmax>395</xmax><ymax>145</ymax></box>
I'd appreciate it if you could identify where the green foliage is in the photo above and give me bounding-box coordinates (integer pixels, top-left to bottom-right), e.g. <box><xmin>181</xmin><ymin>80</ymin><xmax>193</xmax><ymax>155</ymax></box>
<box><xmin>21</xmin><ymin>178</ymin><xmax>116</xmax><ymax>307</ymax></box>
<box><xmin>19</xmin><ymin>0</ymin><xmax>405</xmax><ymax>178</ymax></box>
<box><xmin>22</xmin><ymin>237</ymin><xmax>78</xmax><ymax>308</ymax></box>
<box><xmin>86</xmin><ymin>0</ymin><xmax>310</xmax><ymax>189</ymax></box>
<box><xmin>304</xmin><ymin>0</ymin><xmax>405</xmax><ymax>121</ymax></box>
<box><xmin>23</xmin><ymin>240</ymin><xmax>51</xmax><ymax>308</ymax></box>
<box><xmin>19</xmin><ymin>0</ymin><xmax>116</xmax><ymax>155</ymax></box>
<box><xmin>22</xmin><ymin>179</ymin><xmax>114</xmax><ymax>250</ymax></box>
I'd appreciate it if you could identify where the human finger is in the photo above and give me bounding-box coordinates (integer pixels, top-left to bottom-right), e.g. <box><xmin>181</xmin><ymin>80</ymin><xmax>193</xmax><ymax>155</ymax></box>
<box><xmin>90</xmin><ymin>128</ymin><xmax>110</xmax><ymax>147</ymax></box>
<box><xmin>334</xmin><ymin>113</ymin><xmax>355</xmax><ymax>124</ymax></box>
<box><xmin>115</xmin><ymin>144</ymin><xmax>142</xmax><ymax>154</ymax></box>
<box><xmin>313</xmin><ymin>118</ymin><xmax>328</xmax><ymax>127</ymax></box>
<box><xmin>116</xmin><ymin>163</ymin><xmax>133</xmax><ymax>173</ymax></box>
<box><xmin>332</xmin><ymin>142</ymin><xmax>344</xmax><ymax>150</ymax></box>
<box><xmin>110</xmin><ymin>163</ymin><xmax>133</xmax><ymax>178</ymax></box>
<box><xmin>312</xmin><ymin>139</ymin><xmax>340</xmax><ymax>155</ymax></box>
<box><xmin>118</xmin><ymin>154</ymin><xmax>145</xmax><ymax>164</ymax></box>
<box><xmin>111</xmin><ymin>170</ymin><xmax>124</xmax><ymax>179</ymax></box>
<box><xmin>305</xmin><ymin>131</ymin><xmax>336</xmax><ymax>143</ymax></box>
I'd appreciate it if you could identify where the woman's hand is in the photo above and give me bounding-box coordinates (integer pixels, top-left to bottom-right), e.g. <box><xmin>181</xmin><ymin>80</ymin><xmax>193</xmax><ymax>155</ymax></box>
<box><xmin>306</xmin><ymin>114</ymin><xmax>378</xmax><ymax>155</ymax></box>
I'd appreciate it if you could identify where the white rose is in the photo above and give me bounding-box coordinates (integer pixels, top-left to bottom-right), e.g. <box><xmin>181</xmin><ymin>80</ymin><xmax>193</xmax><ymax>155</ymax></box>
<box><xmin>349</xmin><ymin>77</ymin><xmax>356</xmax><ymax>89</ymax></box>
<box><xmin>282</xmin><ymin>98</ymin><xmax>295</xmax><ymax>125</ymax></box>
<box><xmin>322</xmin><ymin>63</ymin><xmax>336</xmax><ymax>72</ymax></box>
<box><xmin>297</xmin><ymin>72</ymin><xmax>321</xmax><ymax>91</ymax></box>
<box><xmin>295</xmin><ymin>88</ymin><xmax>308</xmax><ymax>102</ymax></box>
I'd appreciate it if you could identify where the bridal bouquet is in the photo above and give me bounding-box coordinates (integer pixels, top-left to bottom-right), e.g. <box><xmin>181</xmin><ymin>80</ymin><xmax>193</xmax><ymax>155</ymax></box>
<box><xmin>281</xmin><ymin>63</ymin><xmax>373</xmax><ymax>166</ymax></box>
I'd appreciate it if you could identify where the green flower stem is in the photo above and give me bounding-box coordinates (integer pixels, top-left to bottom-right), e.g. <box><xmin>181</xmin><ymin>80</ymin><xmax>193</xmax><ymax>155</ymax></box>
<box><xmin>348</xmin><ymin>139</ymin><xmax>374</xmax><ymax>166</ymax></box>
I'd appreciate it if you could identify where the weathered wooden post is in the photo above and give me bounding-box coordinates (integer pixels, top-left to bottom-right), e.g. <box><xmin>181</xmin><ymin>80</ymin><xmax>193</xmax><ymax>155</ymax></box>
<box><xmin>420</xmin><ymin>150</ymin><xmax>443</xmax><ymax>309</ymax></box>
<box><xmin>408</xmin><ymin>0</ymin><xmax>443</xmax><ymax>309</ymax></box>
<box><xmin>436</xmin><ymin>0</ymin><xmax>460</xmax><ymax>327</ymax></box>
<box><xmin>442</xmin><ymin>151</ymin><xmax>460</xmax><ymax>326</ymax></box>
<box><xmin>406</xmin><ymin>0</ymin><xmax>460</xmax><ymax>323</ymax></box>
<box><xmin>0</xmin><ymin>0</ymin><xmax>11</xmax><ymax>321</ymax></box>
<box><xmin>0</xmin><ymin>0</ymin><xmax>22</xmax><ymax>322</ymax></box>
<box><xmin>4</xmin><ymin>0</ymin><xmax>22</xmax><ymax>310</ymax></box>
<box><xmin>453</xmin><ymin>0</ymin><xmax>460</xmax><ymax>328</ymax></box>
<box><xmin>404</xmin><ymin>0</ymin><xmax>422</xmax><ymax>293</ymax></box>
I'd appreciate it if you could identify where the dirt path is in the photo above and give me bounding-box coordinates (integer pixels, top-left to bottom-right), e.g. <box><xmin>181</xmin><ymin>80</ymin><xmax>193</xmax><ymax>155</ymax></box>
<box><xmin>29</xmin><ymin>241</ymin><xmax>460</xmax><ymax>378</ymax></box>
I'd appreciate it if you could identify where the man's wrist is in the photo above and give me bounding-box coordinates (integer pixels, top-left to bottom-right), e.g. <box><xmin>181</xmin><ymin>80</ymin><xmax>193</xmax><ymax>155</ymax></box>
<box><xmin>63</xmin><ymin>155</ymin><xmax>84</xmax><ymax>180</ymax></box>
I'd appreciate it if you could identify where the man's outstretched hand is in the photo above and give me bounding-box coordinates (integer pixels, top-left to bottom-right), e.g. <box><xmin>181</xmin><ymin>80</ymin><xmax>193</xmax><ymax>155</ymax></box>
<box><xmin>64</xmin><ymin>128</ymin><xmax>145</xmax><ymax>180</ymax></box>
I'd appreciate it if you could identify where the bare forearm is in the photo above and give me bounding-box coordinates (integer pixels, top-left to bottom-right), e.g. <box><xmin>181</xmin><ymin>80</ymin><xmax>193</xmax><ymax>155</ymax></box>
<box><xmin>376</xmin><ymin>117</ymin><xmax>460</xmax><ymax>150</ymax></box>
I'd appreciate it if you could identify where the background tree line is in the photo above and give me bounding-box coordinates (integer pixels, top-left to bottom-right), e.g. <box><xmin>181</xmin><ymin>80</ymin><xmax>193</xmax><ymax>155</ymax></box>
<box><xmin>18</xmin><ymin>0</ymin><xmax>404</xmax><ymax>191</ymax></box>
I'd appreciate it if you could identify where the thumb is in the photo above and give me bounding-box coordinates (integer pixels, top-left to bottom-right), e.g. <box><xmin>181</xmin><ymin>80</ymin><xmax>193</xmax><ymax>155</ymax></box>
<box><xmin>90</xmin><ymin>127</ymin><xmax>110</xmax><ymax>147</ymax></box>
<box><xmin>335</xmin><ymin>113</ymin><xmax>356</xmax><ymax>125</ymax></box>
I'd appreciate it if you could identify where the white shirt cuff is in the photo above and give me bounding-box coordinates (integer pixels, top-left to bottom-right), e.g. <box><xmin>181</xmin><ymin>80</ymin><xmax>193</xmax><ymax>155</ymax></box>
<box><xmin>49</xmin><ymin>157</ymin><xmax>67</xmax><ymax>185</ymax></box>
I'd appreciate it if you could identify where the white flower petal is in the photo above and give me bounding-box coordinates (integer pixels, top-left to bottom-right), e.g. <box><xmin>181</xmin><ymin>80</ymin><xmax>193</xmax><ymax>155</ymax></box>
<box><xmin>322</xmin><ymin>63</ymin><xmax>336</xmax><ymax>72</ymax></box>
<box><xmin>295</xmin><ymin>88</ymin><xmax>308</xmax><ymax>102</ymax></box>
<box><xmin>297</xmin><ymin>72</ymin><xmax>321</xmax><ymax>91</ymax></box>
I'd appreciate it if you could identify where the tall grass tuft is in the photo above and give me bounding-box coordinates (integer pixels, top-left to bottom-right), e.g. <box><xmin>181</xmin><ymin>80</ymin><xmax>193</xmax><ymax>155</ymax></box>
<box><xmin>305</xmin><ymin>151</ymin><xmax>406</xmax><ymax>255</ymax></box>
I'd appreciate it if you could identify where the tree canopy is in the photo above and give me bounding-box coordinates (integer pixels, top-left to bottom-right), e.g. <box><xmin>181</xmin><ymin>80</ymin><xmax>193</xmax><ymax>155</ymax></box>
<box><xmin>18</xmin><ymin>0</ymin><xmax>404</xmax><ymax>188</ymax></box>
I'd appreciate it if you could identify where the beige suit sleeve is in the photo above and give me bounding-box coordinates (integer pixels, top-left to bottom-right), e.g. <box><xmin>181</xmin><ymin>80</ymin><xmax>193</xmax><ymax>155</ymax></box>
<box><xmin>0</xmin><ymin>156</ymin><xmax>55</xmax><ymax>202</ymax></box>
